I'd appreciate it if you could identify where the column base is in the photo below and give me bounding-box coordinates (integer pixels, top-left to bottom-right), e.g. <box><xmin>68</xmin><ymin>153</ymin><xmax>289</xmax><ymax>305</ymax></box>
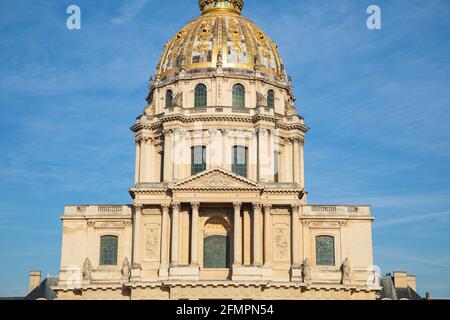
<box><xmin>158</xmin><ymin>265</ymin><xmax>169</xmax><ymax>281</ymax></box>
<box><xmin>262</xmin><ymin>264</ymin><xmax>273</xmax><ymax>281</ymax></box>
<box><xmin>290</xmin><ymin>266</ymin><xmax>302</xmax><ymax>282</ymax></box>
<box><xmin>169</xmin><ymin>265</ymin><xmax>200</xmax><ymax>281</ymax></box>
<box><xmin>130</xmin><ymin>264</ymin><xmax>142</xmax><ymax>282</ymax></box>
<box><xmin>232</xmin><ymin>265</ymin><xmax>264</xmax><ymax>281</ymax></box>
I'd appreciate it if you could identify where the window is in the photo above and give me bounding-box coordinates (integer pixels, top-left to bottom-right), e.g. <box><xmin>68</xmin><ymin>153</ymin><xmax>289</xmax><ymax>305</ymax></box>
<box><xmin>195</xmin><ymin>84</ymin><xmax>207</xmax><ymax>108</ymax></box>
<box><xmin>100</xmin><ymin>236</ymin><xmax>118</xmax><ymax>266</ymax></box>
<box><xmin>165</xmin><ymin>90</ymin><xmax>173</xmax><ymax>108</ymax></box>
<box><xmin>191</xmin><ymin>146</ymin><xmax>207</xmax><ymax>175</ymax></box>
<box><xmin>232</xmin><ymin>146</ymin><xmax>248</xmax><ymax>178</ymax></box>
<box><xmin>316</xmin><ymin>236</ymin><xmax>335</xmax><ymax>266</ymax></box>
<box><xmin>203</xmin><ymin>235</ymin><xmax>230</xmax><ymax>269</ymax></box>
<box><xmin>232</xmin><ymin>84</ymin><xmax>245</xmax><ymax>108</ymax></box>
<box><xmin>267</xmin><ymin>90</ymin><xmax>275</xmax><ymax>108</ymax></box>
<box><xmin>274</xmin><ymin>150</ymin><xmax>280</xmax><ymax>182</ymax></box>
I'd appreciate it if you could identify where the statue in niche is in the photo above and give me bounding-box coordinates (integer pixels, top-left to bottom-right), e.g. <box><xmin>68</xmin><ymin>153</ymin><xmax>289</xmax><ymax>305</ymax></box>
<box><xmin>302</xmin><ymin>258</ymin><xmax>312</xmax><ymax>285</ymax></box>
<box><xmin>82</xmin><ymin>258</ymin><xmax>92</xmax><ymax>282</ymax></box>
<box><xmin>256</xmin><ymin>91</ymin><xmax>267</xmax><ymax>107</ymax></box>
<box><xmin>121</xmin><ymin>257</ymin><xmax>131</xmax><ymax>281</ymax></box>
<box><xmin>341</xmin><ymin>258</ymin><xmax>351</xmax><ymax>285</ymax></box>
<box><xmin>173</xmin><ymin>92</ymin><xmax>183</xmax><ymax>108</ymax></box>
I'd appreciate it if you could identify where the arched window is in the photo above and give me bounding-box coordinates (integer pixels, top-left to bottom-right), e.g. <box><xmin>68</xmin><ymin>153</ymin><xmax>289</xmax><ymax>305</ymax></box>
<box><xmin>191</xmin><ymin>146</ymin><xmax>207</xmax><ymax>175</ymax></box>
<box><xmin>267</xmin><ymin>90</ymin><xmax>275</xmax><ymax>108</ymax></box>
<box><xmin>194</xmin><ymin>84</ymin><xmax>207</xmax><ymax>108</ymax></box>
<box><xmin>203</xmin><ymin>217</ymin><xmax>230</xmax><ymax>269</ymax></box>
<box><xmin>165</xmin><ymin>90</ymin><xmax>173</xmax><ymax>108</ymax></box>
<box><xmin>232</xmin><ymin>146</ymin><xmax>248</xmax><ymax>178</ymax></box>
<box><xmin>100</xmin><ymin>235</ymin><xmax>118</xmax><ymax>266</ymax></box>
<box><xmin>316</xmin><ymin>236</ymin><xmax>335</xmax><ymax>266</ymax></box>
<box><xmin>232</xmin><ymin>84</ymin><xmax>245</xmax><ymax>108</ymax></box>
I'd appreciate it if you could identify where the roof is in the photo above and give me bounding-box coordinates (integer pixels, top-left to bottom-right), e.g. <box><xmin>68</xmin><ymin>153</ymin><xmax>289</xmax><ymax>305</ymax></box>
<box><xmin>25</xmin><ymin>276</ymin><xmax>59</xmax><ymax>300</ymax></box>
<box><xmin>380</xmin><ymin>276</ymin><xmax>422</xmax><ymax>300</ymax></box>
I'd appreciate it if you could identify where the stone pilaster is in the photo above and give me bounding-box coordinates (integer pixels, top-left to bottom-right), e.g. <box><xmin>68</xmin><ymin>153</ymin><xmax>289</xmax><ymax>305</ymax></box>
<box><xmin>233</xmin><ymin>202</ymin><xmax>242</xmax><ymax>266</ymax></box>
<box><xmin>158</xmin><ymin>204</ymin><xmax>170</xmax><ymax>280</ymax></box>
<box><xmin>191</xmin><ymin>202</ymin><xmax>200</xmax><ymax>267</ymax></box>
<box><xmin>253</xmin><ymin>202</ymin><xmax>263</xmax><ymax>267</ymax></box>
<box><xmin>291</xmin><ymin>204</ymin><xmax>302</xmax><ymax>281</ymax></box>
<box><xmin>163</xmin><ymin>130</ymin><xmax>173</xmax><ymax>182</ymax></box>
<box><xmin>131</xmin><ymin>204</ymin><xmax>143</xmax><ymax>282</ymax></box>
<box><xmin>170</xmin><ymin>202</ymin><xmax>180</xmax><ymax>267</ymax></box>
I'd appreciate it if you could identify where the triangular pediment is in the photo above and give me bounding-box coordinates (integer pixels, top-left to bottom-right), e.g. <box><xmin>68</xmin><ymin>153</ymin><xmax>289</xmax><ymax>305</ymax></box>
<box><xmin>173</xmin><ymin>168</ymin><xmax>259</xmax><ymax>190</ymax></box>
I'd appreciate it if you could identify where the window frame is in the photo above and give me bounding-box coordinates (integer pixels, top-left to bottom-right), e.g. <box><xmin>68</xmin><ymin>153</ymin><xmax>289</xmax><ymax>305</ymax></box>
<box><xmin>231</xmin><ymin>145</ymin><xmax>248</xmax><ymax>178</ymax></box>
<box><xmin>232</xmin><ymin>84</ymin><xmax>246</xmax><ymax>108</ymax></box>
<box><xmin>267</xmin><ymin>89</ymin><xmax>275</xmax><ymax>108</ymax></box>
<box><xmin>99</xmin><ymin>235</ymin><xmax>119</xmax><ymax>266</ymax></box>
<box><xmin>165</xmin><ymin>90</ymin><xmax>173</xmax><ymax>108</ymax></box>
<box><xmin>191</xmin><ymin>145</ymin><xmax>207</xmax><ymax>175</ymax></box>
<box><xmin>194</xmin><ymin>84</ymin><xmax>207</xmax><ymax>108</ymax></box>
<box><xmin>315</xmin><ymin>235</ymin><xmax>336</xmax><ymax>267</ymax></box>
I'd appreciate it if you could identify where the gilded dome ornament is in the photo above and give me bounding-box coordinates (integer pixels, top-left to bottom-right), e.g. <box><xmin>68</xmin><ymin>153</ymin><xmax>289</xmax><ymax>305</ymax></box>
<box><xmin>156</xmin><ymin>0</ymin><xmax>288</xmax><ymax>85</ymax></box>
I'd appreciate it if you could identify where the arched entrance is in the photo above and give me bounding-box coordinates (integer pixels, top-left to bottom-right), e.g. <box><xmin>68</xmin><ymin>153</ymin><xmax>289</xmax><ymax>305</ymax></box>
<box><xmin>203</xmin><ymin>217</ymin><xmax>231</xmax><ymax>269</ymax></box>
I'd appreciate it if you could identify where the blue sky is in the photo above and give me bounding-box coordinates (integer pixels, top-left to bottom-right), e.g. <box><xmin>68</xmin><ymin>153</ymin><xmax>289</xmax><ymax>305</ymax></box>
<box><xmin>0</xmin><ymin>0</ymin><xmax>449</xmax><ymax>298</ymax></box>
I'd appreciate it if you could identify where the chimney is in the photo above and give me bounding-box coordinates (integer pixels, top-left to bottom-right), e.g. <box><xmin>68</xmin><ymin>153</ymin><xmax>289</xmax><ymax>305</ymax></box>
<box><xmin>29</xmin><ymin>270</ymin><xmax>41</xmax><ymax>293</ymax></box>
<box><xmin>393</xmin><ymin>271</ymin><xmax>408</xmax><ymax>288</ymax></box>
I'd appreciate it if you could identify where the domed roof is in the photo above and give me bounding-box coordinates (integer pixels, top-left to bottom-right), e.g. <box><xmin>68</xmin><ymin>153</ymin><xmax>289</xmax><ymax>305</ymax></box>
<box><xmin>156</xmin><ymin>0</ymin><xmax>287</xmax><ymax>83</ymax></box>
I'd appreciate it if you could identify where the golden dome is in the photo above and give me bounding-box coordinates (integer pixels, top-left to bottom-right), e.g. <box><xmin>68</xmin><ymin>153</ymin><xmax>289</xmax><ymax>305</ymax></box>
<box><xmin>156</xmin><ymin>0</ymin><xmax>287</xmax><ymax>83</ymax></box>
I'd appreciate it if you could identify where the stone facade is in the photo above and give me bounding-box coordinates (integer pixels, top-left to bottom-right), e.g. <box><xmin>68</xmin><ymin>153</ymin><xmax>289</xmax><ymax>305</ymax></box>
<box><xmin>53</xmin><ymin>0</ymin><xmax>381</xmax><ymax>300</ymax></box>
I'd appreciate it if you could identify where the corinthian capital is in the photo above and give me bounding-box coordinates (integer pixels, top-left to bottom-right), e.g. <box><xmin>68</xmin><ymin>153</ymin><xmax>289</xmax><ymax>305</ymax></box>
<box><xmin>233</xmin><ymin>202</ymin><xmax>242</xmax><ymax>211</ymax></box>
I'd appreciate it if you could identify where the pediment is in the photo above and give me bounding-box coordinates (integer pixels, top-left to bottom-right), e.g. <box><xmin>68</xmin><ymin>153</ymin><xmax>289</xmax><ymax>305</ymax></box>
<box><xmin>173</xmin><ymin>168</ymin><xmax>259</xmax><ymax>190</ymax></box>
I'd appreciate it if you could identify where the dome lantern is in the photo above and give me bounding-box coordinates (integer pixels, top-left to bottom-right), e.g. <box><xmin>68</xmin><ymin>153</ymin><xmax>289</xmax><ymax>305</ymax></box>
<box><xmin>199</xmin><ymin>0</ymin><xmax>244</xmax><ymax>15</ymax></box>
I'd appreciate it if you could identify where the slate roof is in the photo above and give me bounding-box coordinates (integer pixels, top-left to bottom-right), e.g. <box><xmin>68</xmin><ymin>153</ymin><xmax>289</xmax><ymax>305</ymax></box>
<box><xmin>380</xmin><ymin>276</ymin><xmax>422</xmax><ymax>300</ymax></box>
<box><xmin>24</xmin><ymin>276</ymin><xmax>59</xmax><ymax>300</ymax></box>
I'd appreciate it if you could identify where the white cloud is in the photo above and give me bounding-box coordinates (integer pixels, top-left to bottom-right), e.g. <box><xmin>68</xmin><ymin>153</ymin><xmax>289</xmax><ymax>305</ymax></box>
<box><xmin>111</xmin><ymin>0</ymin><xmax>150</xmax><ymax>25</ymax></box>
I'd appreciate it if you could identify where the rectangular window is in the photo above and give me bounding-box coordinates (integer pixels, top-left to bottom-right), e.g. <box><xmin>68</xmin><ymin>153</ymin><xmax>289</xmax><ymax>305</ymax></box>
<box><xmin>232</xmin><ymin>146</ymin><xmax>248</xmax><ymax>178</ymax></box>
<box><xmin>316</xmin><ymin>236</ymin><xmax>335</xmax><ymax>266</ymax></box>
<box><xmin>100</xmin><ymin>236</ymin><xmax>118</xmax><ymax>266</ymax></box>
<box><xmin>191</xmin><ymin>146</ymin><xmax>207</xmax><ymax>175</ymax></box>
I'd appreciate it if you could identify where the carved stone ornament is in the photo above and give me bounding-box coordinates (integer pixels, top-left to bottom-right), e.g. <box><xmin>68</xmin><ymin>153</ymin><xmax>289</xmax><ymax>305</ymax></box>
<box><xmin>82</xmin><ymin>258</ymin><xmax>92</xmax><ymax>281</ymax></box>
<box><xmin>173</xmin><ymin>92</ymin><xmax>183</xmax><ymax>107</ymax></box>
<box><xmin>256</xmin><ymin>91</ymin><xmax>267</xmax><ymax>106</ymax></box>
<box><xmin>341</xmin><ymin>258</ymin><xmax>351</xmax><ymax>285</ymax></box>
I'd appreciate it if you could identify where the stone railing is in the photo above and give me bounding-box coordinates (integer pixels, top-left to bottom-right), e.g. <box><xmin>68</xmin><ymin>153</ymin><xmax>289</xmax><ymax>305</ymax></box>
<box><xmin>303</xmin><ymin>205</ymin><xmax>371</xmax><ymax>216</ymax></box>
<box><xmin>163</xmin><ymin>106</ymin><xmax>275</xmax><ymax>117</ymax></box>
<box><xmin>64</xmin><ymin>205</ymin><xmax>132</xmax><ymax>216</ymax></box>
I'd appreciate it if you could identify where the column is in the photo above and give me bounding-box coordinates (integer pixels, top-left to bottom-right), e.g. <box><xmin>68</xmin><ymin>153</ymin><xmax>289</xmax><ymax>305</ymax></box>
<box><xmin>163</xmin><ymin>131</ymin><xmax>173</xmax><ymax>182</ymax></box>
<box><xmin>293</xmin><ymin>138</ymin><xmax>300</xmax><ymax>184</ymax></box>
<box><xmin>299</xmin><ymin>140</ymin><xmax>305</xmax><ymax>189</ymax></box>
<box><xmin>257</xmin><ymin>129</ymin><xmax>268</xmax><ymax>182</ymax></box>
<box><xmin>173</xmin><ymin>130</ymin><xmax>181</xmax><ymax>181</ymax></box>
<box><xmin>291</xmin><ymin>205</ymin><xmax>301</xmax><ymax>268</ymax></box>
<box><xmin>160</xmin><ymin>205</ymin><xmax>170</xmax><ymax>270</ymax></box>
<box><xmin>233</xmin><ymin>202</ymin><xmax>242</xmax><ymax>266</ymax></box>
<box><xmin>268</xmin><ymin>130</ymin><xmax>275</xmax><ymax>182</ymax></box>
<box><xmin>191</xmin><ymin>202</ymin><xmax>200</xmax><ymax>266</ymax></box>
<box><xmin>253</xmin><ymin>203</ymin><xmax>263</xmax><ymax>266</ymax></box>
<box><xmin>134</xmin><ymin>140</ymin><xmax>141</xmax><ymax>184</ymax></box>
<box><xmin>131</xmin><ymin>204</ymin><xmax>143</xmax><ymax>281</ymax></box>
<box><xmin>170</xmin><ymin>202</ymin><xmax>180</xmax><ymax>267</ymax></box>
<box><xmin>263</xmin><ymin>204</ymin><xmax>272</xmax><ymax>267</ymax></box>
<box><xmin>140</xmin><ymin>138</ymin><xmax>149</xmax><ymax>182</ymax></box>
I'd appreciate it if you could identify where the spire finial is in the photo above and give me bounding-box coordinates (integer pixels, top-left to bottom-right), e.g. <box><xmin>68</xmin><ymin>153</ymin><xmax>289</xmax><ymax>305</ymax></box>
<box><xmin>198</xmin><ymin>0</ymin><xmax>244</xmax><ymax>15</ymax></box>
